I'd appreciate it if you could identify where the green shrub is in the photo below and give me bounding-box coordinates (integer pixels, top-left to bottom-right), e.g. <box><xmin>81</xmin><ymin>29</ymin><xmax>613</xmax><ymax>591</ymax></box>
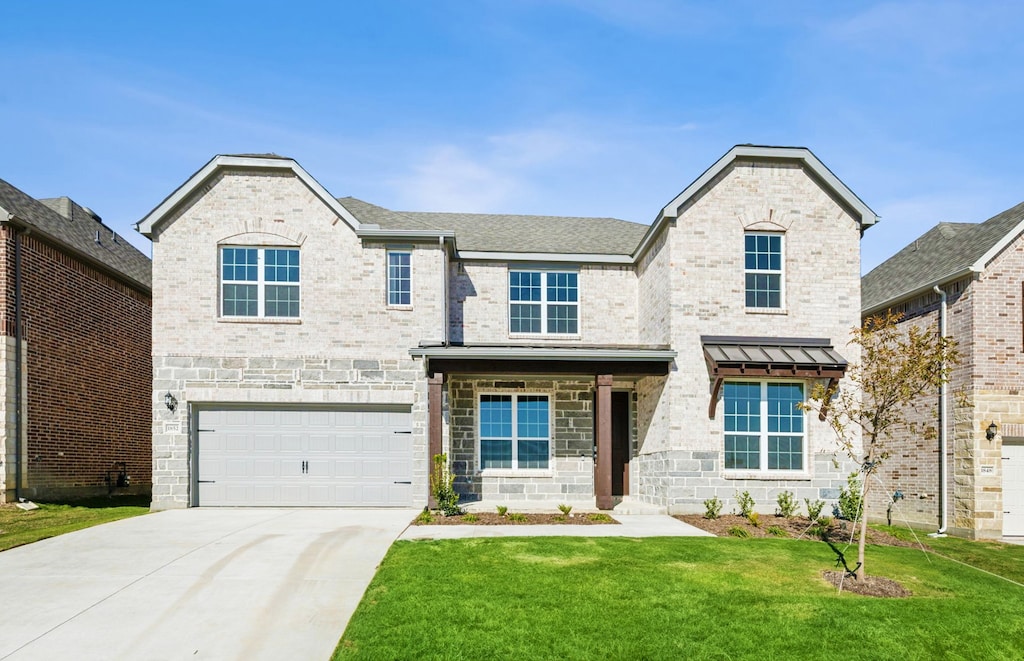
<box><xmin>414</xmin><ymin>509</ymin><xmax>434</xmax><ymax>524</ymax></box>
<box><xmin>703</xmin><ymin>496</ymin><xmax>723</xmax><ymax>520</ymax></box>
<box><xmin>507</xmin><ymin>512</ymin><xmax>528</xmax><ymax>523</ymax></box>
<box><xmin>805</xmin><ymin>498</ymin><xmax>825</xmax><ymax>521</ymax></box>
<box><xmin>431</xmin><ymin>454</ymin><xmax>463</xmax><ymax>516</ymax></box>
<box><xmin>746</xmin><ymin>511</ymin><xmax>760</xmax><ymax>527</ymax></box>
<box><xmin>736</xmin><ymin>491</ymin><xmax>755</xmax><ymax>518</ymax></box>
<box><xmin>766</xmin><ymin>525</ymin><xmax>787</xmax><ymax>537</ymax></box>
<box><xmin>462</xmin><ymin>513</ymin><xmax>479</xmax><ymax>523</ymax></box>
<box><xmin>588</xmin><ymin>513</ymin><xmax>613</xmax><ymax>523</ymax></box>
<box><xmin>728</xmin><ymin>526</ymin><xmax>751</xmax><ymax>538</ymax></box>
<box><xmin>496</xmin><ymin>505</ymin><xmax>508</xmax><ymax>516</ymax></box>
<box><xmin>558</xmin><ymin>503</ymin><xmax>573</xmax><ymax>516</ymax></box>
<box><xmin>775</xmin><ymin>491</ymin><xmax>797</xmax><ymax>518</ymax></box>
<box><xmin>837</xmin><ymin>473</ymin><xmax>863</xmax><ymax>522</ymax></box>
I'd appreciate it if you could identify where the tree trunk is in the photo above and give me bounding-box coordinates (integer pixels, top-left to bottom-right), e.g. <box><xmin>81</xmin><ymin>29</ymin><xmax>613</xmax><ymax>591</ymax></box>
<box><xmin>858</xmin><ymin>475</ymin><xmax>869</xmax><ymax>578</ymax></box>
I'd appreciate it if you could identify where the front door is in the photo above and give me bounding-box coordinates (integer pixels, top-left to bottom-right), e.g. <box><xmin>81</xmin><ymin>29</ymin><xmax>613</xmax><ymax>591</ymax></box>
<box><xmin>611</xmin><ymin>392</ymin><xmax>630</xmax><ymax>497</ymax></box>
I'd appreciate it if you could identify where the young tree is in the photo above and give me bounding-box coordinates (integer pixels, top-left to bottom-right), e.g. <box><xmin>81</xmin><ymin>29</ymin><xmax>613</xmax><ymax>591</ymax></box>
<box><xmin>801</xmin><ymin>311</ymin><xmax>958</xmax><ymax>578</ymax></box>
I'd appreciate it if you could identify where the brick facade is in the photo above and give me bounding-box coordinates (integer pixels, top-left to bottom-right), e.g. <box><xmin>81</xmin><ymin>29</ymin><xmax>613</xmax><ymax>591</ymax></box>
<box><xmin>0</xmin><ymin>226</ymin><xmax>152</xmax><ymax>501</ymax></box>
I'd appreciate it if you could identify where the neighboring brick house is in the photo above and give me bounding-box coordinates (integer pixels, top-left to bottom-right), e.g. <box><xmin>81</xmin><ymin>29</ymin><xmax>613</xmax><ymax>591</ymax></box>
<box><xmin>0</xmin><ymin>179</ymin><xmax>152</xmax><ymax>502</ymax></box>
<box><xmin>138</xmin><ymin>146</ymin><xmax>877</xmax><ymax>514</ymax></box>
<box><xmin>862</xmin><ymin>201</ymin><xmax>1024</xmax><ymax>539</ymax></box>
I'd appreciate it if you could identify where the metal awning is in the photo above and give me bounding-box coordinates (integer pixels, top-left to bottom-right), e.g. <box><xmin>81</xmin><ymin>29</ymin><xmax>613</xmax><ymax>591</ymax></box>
<box><xmin>701</xmin><ymin>336</ymin><xmax>848</xmax><ymax>419</ymax></box>
<box><xmin>409</xmin><ymin>344</ymin><xmax>676</xmax><ymax>377</ymax></box>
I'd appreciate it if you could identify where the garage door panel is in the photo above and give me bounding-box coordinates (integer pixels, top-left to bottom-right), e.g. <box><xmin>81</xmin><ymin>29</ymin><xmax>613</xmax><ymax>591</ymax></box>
<box><xmin>1004</xmin><ymin>441</ymin><xmax>1024</xmax><ymax>536</ymax></box>
<box><xmin>196</xmin><ymin>407</ymin><xmax>413</xmax><ymax>507</ymax></box>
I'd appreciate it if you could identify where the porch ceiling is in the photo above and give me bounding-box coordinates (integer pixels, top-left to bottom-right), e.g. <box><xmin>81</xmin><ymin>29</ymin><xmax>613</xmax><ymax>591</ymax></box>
<box><xmin>409</xmin><ymin>344</ymin><xmax>676</xmax><ymax>377</ymax></box>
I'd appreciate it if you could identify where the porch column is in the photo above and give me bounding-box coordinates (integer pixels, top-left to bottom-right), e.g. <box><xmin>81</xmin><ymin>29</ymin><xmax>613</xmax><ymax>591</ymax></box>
<box><xmin>595</xmin><ymin>374</ymin><xmax>614</xmax><ymax>510</ymax></box>
<box><xmin>427</xmin><ymin>372</ymin><xmax>444</xmax><ymax>508</ymax></box>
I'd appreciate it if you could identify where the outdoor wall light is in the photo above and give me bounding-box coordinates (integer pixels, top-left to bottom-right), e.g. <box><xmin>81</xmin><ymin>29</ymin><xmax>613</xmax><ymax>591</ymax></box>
<box><xmin>165</xmin><ymin>391</ymin><xmax>178</xmax><ymax>413</ymax></box>
<box><xmin>986</xmin><ymin>421</ymin><xmax>998</xmax><ymax>440</ymax></box>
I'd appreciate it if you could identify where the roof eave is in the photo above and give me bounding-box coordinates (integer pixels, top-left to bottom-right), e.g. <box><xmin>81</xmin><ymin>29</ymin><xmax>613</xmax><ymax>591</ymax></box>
<box><xmin>969</xmin><ymin>216</ymin><xmax>1024</xmax><ymax>273</ymax></box>
<box><xmin>456</xmin><ymin>251</ymin><xmax>633</xmax><ymax>264</ymax></box>
<box><xmin>135</xmin><ymin>155</ymin><xmax>363</xmax><ymax>237</ymax></box>
<box><xmin>862</xmin><ymin>267</ymin><xmax>975</xmax><ymax>316</ymax></box>
<box><xmin>356</xmin><ymin>228</ymin><xmax>456</xmax><ymax>242</ymax></box>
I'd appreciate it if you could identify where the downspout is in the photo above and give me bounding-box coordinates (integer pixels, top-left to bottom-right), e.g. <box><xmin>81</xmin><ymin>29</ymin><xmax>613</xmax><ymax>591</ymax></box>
<box><xmin>13</xmin><ymin>227</ymin><xmax>23</xmax><ymax>501</ymax></box>
<box><xmin>440</xmin><ymin>235</ymin><xmax>448</xmax><ymax>347</ymax></box>
<box><xmin>931</xmin><ymin>285</ymin><xmax>948</xmax><ymax>537</ymax></box>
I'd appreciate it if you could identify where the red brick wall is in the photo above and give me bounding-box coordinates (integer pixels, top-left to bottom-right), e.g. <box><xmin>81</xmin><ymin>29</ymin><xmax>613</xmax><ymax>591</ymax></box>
<box><xmin>2</xmin><ymin>228</ymin><xmax>152</xmax><ymax>499</ymax></box>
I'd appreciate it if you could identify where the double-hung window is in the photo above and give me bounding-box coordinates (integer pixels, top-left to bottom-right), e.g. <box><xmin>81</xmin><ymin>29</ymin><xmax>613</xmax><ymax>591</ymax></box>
<box><xmin>509</xmin><ymin>269</ymin><xmax>578</xmax><ymax>334</ymax></box>
<box><xmin>744</xmin><ymin>233</ymin><xmax>783</xmax><ymax>309</ymax></box>
<box><xmin>479</xmin><ymin>394</ymin><xmax>550</xmax><ymax>471</ymax></box>
<box><xmin>387</xmin><ymin>251</ymin><xmax>412</xmax><ymax>306</ymax></box>
<box><xmin>724</xmin><ymin>381</ymin><xmax>804</xmax><ymax>472</ymax></box>
<box><xmin>221</xmin><ymin>247</ymin><xmax>300</xmax><ymax>318</ymax></box>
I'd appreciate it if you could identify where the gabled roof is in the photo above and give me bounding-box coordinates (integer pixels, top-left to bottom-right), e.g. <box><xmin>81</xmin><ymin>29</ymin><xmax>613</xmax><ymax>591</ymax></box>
<box><xmin>339</xmin><ymin>197</ymin><xmax>647</xmax><ymax>258</ymax></box>
<box><xmin>635</xmin><ymin>145</ymin><xmax>879</xmax><ymax>260</ymax></box>
<box><xmin>0</xmin><ymin>179</ymin><xmax>151</xmax><ymax>291</ymax></box>
<box><xmin>862</xmin><ymin>200</ymin><xmax>1024</xmax><ymax>313</ymax></box>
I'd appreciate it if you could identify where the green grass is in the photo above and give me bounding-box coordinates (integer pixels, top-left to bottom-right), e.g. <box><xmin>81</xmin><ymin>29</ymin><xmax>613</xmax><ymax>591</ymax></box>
<box><xmin>335</xmin><ymin>537</ymin><xmax>1024</xmax><ymax>660</ymax></box>
<box><xmin>877</xmin><ymin>524</ymin><xmax>1024</xmax><ymax>584</ymax></box>
<box><xmin>0</xmin><ymin>495</ymin><xmax>150</xmax><ymax>552</ymax></box>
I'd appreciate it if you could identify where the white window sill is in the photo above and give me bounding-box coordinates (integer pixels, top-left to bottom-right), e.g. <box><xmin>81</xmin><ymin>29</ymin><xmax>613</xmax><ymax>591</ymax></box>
<box><xmin>387</xmin><ymin>305</ymin><xmax>414</xmax><ymax>311</ymax></box>
<box><xmin>508</xmin><ymin>333</ymin><xmax>582</xmax><ymax>341</ymax></box>
<box><xmin>745</xmin><ymin>307</ymin><xmax>788</xmax><ymax>315</ymax></box>
<box><xmin>479</xmin><ymin>469</ymin><xmax>554</xmax><ymax>478</ymax></box>
<box><xmin>723</xmin><ymin>471</ymin><xmax>811</xmax><ymax>481</ymax></box>
<box><xmin>218</xmin><ymin>317</ymin><xmax>302</xmax><ymax>324</ymax></box>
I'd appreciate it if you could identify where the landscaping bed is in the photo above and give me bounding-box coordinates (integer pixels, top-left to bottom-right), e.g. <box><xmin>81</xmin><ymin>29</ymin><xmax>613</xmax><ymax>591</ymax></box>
<box><xmin>677</xmin><ymin>513</ymin><xmax>923</xmax><ymax>548</ymax></box>
<box><xmin>414</xmin><ymin>511</ymin><xmax>618</xmax><ymax>525</ymax></box>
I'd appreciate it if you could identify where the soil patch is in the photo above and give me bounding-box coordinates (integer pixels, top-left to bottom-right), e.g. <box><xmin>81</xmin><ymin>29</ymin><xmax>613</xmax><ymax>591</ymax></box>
<box><xmin>676</xmin><ymin>514</ymin><xmax>924</xmax><ymax>548</ymax></box>
<box><xmin>414</xmin><ymin>512</ymin><xmax>619</xmax><ymax>526</ymax></box>
<box><xmin>822</xmin><ymin>570</ymin><xmax>913</xmax><ymax>597</ymax></box>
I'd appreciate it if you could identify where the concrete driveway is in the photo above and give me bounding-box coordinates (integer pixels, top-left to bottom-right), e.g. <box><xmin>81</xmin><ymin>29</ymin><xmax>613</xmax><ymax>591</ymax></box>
<box><xmin>0</xmin><ymin>508</ymin><xmax>415</xmax><ymax>661</ymax></box>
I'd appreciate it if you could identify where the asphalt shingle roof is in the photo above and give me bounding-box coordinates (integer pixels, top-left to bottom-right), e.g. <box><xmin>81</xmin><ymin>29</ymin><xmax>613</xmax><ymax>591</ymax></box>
<box><xmin>862</xmin><ymin>200</ymin><xmax>1024</xmax><ymax>312</ymax></box>
<box><xmin>0</xmin><ymin>180</ymin><xmax>151</xmax><ymax>290</ymax></box>
<box><xmin>338</xmin><ymin>197</ymin><xmax>649</xmax><ymax>255</ymax></box>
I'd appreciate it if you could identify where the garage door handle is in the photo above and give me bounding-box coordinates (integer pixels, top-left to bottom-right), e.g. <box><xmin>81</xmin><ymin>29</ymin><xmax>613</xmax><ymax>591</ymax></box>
<box><xmin>198</xmin><ymin>480</ymin><xmax>216</xmax><ymax>483</ymax></box>
<box><xmin>394</xmin><ymin>481</ymin><xmax>412</xmax><ymax>484</ymax></box>
<box><xmin>394</xmin><ymin>430</ymin><xmax>412</xmax><ymax>434</ymax></box>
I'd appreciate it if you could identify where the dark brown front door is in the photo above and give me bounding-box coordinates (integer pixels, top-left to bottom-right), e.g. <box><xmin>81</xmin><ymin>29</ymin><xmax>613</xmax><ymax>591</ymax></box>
<box><xmin>611</xmin><ymin>391</ymin><xmax>630</xmax><ymax>497</ymax></box>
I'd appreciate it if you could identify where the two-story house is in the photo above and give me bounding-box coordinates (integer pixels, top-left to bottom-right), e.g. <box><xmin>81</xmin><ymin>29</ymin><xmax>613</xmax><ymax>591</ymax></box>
<box><xmin>138</xmin><ymin>146</ymin><xmax>877</xmax><ymax>513</ymax></box>
<box><xmin>862</xmin><ymin>200</ymin><xmax>1024</xmax><ymax>539</ymax></box>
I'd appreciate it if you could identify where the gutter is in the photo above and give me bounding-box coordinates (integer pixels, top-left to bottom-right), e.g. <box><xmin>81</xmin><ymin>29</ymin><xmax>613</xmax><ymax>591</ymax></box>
<box><xmin>862</xmin><ymin>268</ymin><xmax>974</xmax><ymax>317</ymax></box>
<box><xmin>930</xmin><ymin>285</ymin><xmax>949</xmax><ymax>537</ymax></box>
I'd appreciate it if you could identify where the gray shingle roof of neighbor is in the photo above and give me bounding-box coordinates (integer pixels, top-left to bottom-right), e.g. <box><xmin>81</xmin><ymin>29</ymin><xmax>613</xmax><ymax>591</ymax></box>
<box><xmin>862</xmin><ymin>200</ymin><xmax>1024</xmax><ymax>313</ymax></box>
<box><xmin>338</xmin><ymin>197</ymin><xmax>649</xmax><ymax>255</ymax></box>
<box><xmin>0</xmin><ymin>180</ymin><xmax>152</xmax><ymax>291</ymax></box>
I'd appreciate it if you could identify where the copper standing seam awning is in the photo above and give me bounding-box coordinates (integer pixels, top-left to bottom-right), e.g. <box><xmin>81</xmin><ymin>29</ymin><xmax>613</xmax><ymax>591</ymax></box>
<box><xmin>701</xmin><ymin>336</ymin><xmax>848</xmax><ymax>420</ymax></box>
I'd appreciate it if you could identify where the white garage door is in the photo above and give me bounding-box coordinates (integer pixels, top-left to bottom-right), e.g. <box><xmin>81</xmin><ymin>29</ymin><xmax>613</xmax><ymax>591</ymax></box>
<box><xmin>195</xmin><ymin>407</ymin><xmax>413</xmax><ymax>507</ymax></box>
<box><xmin>1004</xmin><ymin>440</ymin><xmax>1024</xmax><ymax>536</ymax></box>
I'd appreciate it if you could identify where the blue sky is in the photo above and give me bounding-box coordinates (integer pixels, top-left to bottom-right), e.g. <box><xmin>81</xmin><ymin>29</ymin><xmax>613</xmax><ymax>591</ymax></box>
<box><xmin>3</xmin><ymin>1</ymin><xmax>1022</xmax><ymax>272</ymax></box>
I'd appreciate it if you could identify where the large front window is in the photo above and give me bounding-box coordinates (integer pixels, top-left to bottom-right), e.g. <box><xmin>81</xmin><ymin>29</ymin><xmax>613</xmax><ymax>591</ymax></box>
<box><xmin>221</xmin><ymin>247</ymin><xmax>300</xmax><ymax>318</ymax></box>
<box><xmin>479</xmin><ymin>394</ymin><xmax>550</xmax><ymax>470</ymax></box>
<box><xmin>744</xmin><ymin>233</ymin><xmax>783</xmax><ymax>309</ymax></box>
<box><xmin>724</xmin><ymin>381</ymin><xmax>804</xmax><ymax>471</ymax></box>
<box><xmin>509</xmin><ymin>269</ymin><xmax>578</xmax><ymax>334</ymax></box>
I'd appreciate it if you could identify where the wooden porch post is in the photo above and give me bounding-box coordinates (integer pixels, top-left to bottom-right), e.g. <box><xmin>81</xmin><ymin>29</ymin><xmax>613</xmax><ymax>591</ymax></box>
<box><xmin>427</xmin><ymin>372</ymin><xmax>444</xmax><ymax>509</ymax></box>
<box><xmin>595</xmin><ymin>374</ymin><xmax>614</xmax><ymax>510</ymax></box>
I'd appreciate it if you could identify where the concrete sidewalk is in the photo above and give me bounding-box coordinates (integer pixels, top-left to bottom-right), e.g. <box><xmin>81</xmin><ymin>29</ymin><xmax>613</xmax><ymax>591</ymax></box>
<box><xmin>399</xmin><ymin>514</ymin><xmax>714</xmax><ymax>540</ymax></box>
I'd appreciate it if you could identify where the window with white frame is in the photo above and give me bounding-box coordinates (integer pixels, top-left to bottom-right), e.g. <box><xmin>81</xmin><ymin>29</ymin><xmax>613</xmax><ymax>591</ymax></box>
<box><xmin>387</xmin><ymin>250</ymin><xmax>412</xmax><ymax>306</ymax></box>
<box><xmin>744</xmin><ymin>233</ymin><xmax>783</xmax><ymax>309</ymax></box>
<box><xmin>221</xmin><ymin>247</ymin><xmax>300</xmax><ymax>318</ymax></box>
<box><xmin>479</xmin><ymin>394</ymin><xmax>550</xmax><ymax>470</ymax></box>
<box><xmin>723</xmin><ymin>381</ymin><xmax>804</xmax><ymax>472</ymax></box>
<box><xmin>509</xmin><ymin>269</ymin><xmax>578</xmax><ymax>334</ymax></box>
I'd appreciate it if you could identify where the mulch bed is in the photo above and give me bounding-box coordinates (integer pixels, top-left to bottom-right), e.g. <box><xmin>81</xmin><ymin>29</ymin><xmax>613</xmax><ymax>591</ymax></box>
<box><xmin>677</xmin><ymin>514</ymin><xmax>928</xmax><ymax>597</ymax></box>
<box><xmin>414</xmin><ymin>512</ymin><xmax>619</xmax><ymax>525</ymax></box>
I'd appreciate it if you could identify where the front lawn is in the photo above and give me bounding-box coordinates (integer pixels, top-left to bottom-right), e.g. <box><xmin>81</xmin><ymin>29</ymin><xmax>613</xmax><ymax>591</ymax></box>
<box><xmin>335</xmin><ymin>537</ymin><xmax>1024</xmax><ymax>660</ymax></box>
<box><xmin>0</xmin><ymin>495</ymin><xmax>150</xmax><ymax>552</ymax></box>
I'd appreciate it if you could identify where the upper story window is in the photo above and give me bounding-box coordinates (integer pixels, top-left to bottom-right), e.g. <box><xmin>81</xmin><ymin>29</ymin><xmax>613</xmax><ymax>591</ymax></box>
<box><xmin>744</xmin><ymin>233</ymin><xmax>783</xmax><ymax>309</ymax></box>
<box><xmin>387</xmin><ymin>251</ymin><xmax>412</xmax><ymax>306</ymax></box>
<box><xmin>724</xmin><ymin>381</ymin><xmax>804</xmax><ymax>472</ymax></box>
<box><xmin>221</xmin><ymin>247</ymin><xmax>300</xmax><ymax>318</ymax></box>
<box><xmin>509</xmin><ymin>269</ymin><xmax>578</xmax><ymax>335</ymax></box>
<box><xmin>479</xmin><ymin>393</ymin><xmax>550</xmax><ymax>471</ymax></box>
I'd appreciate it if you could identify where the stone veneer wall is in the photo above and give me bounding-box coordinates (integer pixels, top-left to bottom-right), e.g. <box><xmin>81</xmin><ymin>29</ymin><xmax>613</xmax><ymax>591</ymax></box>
<box><xmin>150</xmin><ymin>169</ymin><xmax>445</xmax><ymax>509</ymax></box>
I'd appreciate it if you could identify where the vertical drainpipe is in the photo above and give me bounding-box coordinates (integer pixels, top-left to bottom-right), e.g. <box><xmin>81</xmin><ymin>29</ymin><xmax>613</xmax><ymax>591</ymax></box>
<box><xmin>13</xmin><ymin>227</ymin><xmax>23</xmax><ymax>501</ymax></box>
<box><xmin>440</xmin><ymin>235</ymin><xmax>448</xmax><ymax>347</ymax></box>
<box><xmin>933</xmin><ymin>285</ymin><xmax>948</xmax><ymax>536</ymax></box>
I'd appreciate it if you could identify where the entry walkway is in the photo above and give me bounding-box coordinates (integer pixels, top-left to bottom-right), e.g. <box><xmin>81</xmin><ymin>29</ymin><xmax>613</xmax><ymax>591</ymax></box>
<box><xmin>399</xmin><ymin>514</ymin><xmax>713</xmax><ymax>540</ymax></box>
